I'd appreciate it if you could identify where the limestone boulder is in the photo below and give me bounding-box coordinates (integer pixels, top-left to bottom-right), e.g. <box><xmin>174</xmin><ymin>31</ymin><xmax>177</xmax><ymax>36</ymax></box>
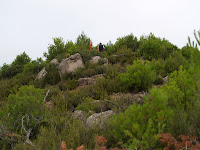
<box><xmin>163</xmin><ymin>76</ymin><xmax>168</xmax><ymax>82</ymax></box>
<box><xmin>86</xmin><ymin>110</ymin><xmax>114</xmax><ymax>128</ymax></box>
<box><xmin>36</xmin><ymin>58</ymin><xmax>59</xmax><ymax>80</ymax></box>
<box><xmin>71</xmin><ymin>110</ymin><xmax>84</xmax><ymax>120</ymax></box>
<box><xmin>89</xmin><ymin>56</ymin><xmax>108</xmax><ymax>65</ymax></box>
<box><xmin>50</xmin><ymin>59</ymin><xmax>59</xmax><ymax>67</ymax></box>
<box><xmin>89</xmin><ymin>56</ymin><xmax>101</xmax><ymax>64</ymax></box>
<box><xmin>59</xmin><ymin>53</ymin><xmax>84</xmax><ymax>76</ymax></box>
<box><xmin>36</xmin><ymin>68</ymin><xmax>47</xmax><ymax>80</ymax></box>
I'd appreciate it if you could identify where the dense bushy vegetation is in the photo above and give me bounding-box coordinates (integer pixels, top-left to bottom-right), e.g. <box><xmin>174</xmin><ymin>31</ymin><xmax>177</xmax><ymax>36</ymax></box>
<box><xmin>1</xmin><ymin>31</ymin><xmax>200</xmax><ymax>149</ymax></box>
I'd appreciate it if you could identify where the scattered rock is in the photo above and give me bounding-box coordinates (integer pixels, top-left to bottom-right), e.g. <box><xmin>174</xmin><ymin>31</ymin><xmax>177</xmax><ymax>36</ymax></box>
<box><xmin>71</xmin><ymin>110</ymin><xmax>84</xmax><ymax>120</ymax></box>
<box><xmin>163</xmin><ymin>76</ymin><xmax>168</xmax><ymax>82</ymax></box>
<box><xmin>59</xmin><ymin>53</ymin><xmax>84</xmax><ymax>76</ymax></box>
<box><xmin>89</xmin><ymin>56</ymin><xmax>108</xmax><ymax>65</ymax></box>
<box><xmin>50</xmin><ymin>59</ymin><xmax>59</xmax><ymax>67</ymax></box>
<box><xmin>93</xmin><ymin>100</ymin><xmax>100</xmax><ymax>104</ymax></box>
<box><xmin>36</xmin><ymin>68</ymin><xmax>47</xmax><ymax>80</ymax></box>
<box><xmin>78</xmin><ymin>74</ymin><xmax>104</xmax><ymax>86</ymax></box>
<box><xmin>86</xmin><ymin>110</ymin><xmax>115</xmax><ymax>128</ymax></box>
<box><xmin>89</xmin><ymin>56</ymin><xmax>101</xmax><ymax>64</ymax></box>
<box><xmin>46</xmin><ymin>101</ymin><xmax>53</xmax><ymax>110</ymax></box>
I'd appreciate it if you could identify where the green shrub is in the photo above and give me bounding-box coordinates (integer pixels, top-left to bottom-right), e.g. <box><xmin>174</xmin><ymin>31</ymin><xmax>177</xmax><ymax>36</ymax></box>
<box><xmin>105</xmin><ymin>41</ymin><xmax>115</xmax><ymax>55</ymax></box>
<box><xmin>0</xmin><ymin>85</ymin><xmax>47</xmax><ymax>146</ymax></box>
<box><xmin>23</xmin><ymin>58</ymin><xmax>44</xmax><ymax>75</ymax></box>
<box><xmin>109</xmin><ymin>95</ymin><xmax>136</xmax><ymax>112</ymax></box>
<box><xmin>58</xmin><ymin>79</ymin><xmax>78</xmax><ymax>91</ymax></box>
<box><xmin>44</xmin><ymin>37</ymin><xmax>66</xmax><ymax>61</ymax></box>
<box><xmin>81</xmin><ymin>68</ymin><xmax>96</xmax><ymax>77</ymax></box>
<box><xmin>42</xmin><ymin>63</ymin><xmax>60</xmax><ymax>86</ymax></box>
<box><xmin>154</xmin><ymin>76</ymin><xmax>164</xmax><ymax>85</ymax></box>
<box><xmin>167</xmin><ymin>66</ymin><xmax>195</xmax><ymax>110</ymax></box>
<box><xmin>107</xmin><ymin>47</ymin><xmax>140</xmax><ymax>65</ymax></box>
<box><xmin>110</xmin><ymin>88</ymin><xmax>173</xmax><ymax>149</ymax></box>
<box><xmin>56</xmin><ymin>86</ymin><xmax>94</xmax><ymax>111</ymax></box>
<box><xmin>120</xmin><ymin>59</ymin><xmax>156</xmax><ymax>91</ymax></box>
<box><xmin>116</xmin><ymin>47</ymin><xmax>139</xmax><ymax>64</ymax></box>
<box><xmin>0</xmin><ymin>63</ymin><xmax>23</xmax><ymax>79</ymax></box>
<box><xmin>89</xmin><ymin>64</ymin><xmax>127</xmax><ymax>98</ymax></box>
<box><xmin>35</xmin><ymin>126</ymin><xmax>60</xmax><ymax>150</ymax></box>
<box><xmin>43</xmin><ymin>85</ymin><xmax>61</xmax><ymax>101</ymax></box>
<box><xmin>75</xmin><ymin>32</ymin><xmax>91</xmax><ymax>51</ymax></box>
<box><xmin>181</xmin><ymin>46</ymin><xmax>192</xmax><ymax>60</ymax></box>
<box><xmin>74</xmin><ymin>49</ymin><xmax>102</xmax><ymax>64</ymax></box>
<box><xmin>94</xmin><ymin>65</ymin><xmax>106</xmax><ymax>74</ymax></box>
<box><xmin>76</xmin><ymin>97</ymin><xmax>97</xmax><ymax>113</ymax></box>
<box><xmin>114</xmin><ymin>34</ymin><xmax>139</xmax><ymax>52</ymax></box>
<box><xmin>55</xmin><ymin>52</ymin><xmax>67</xmax><ymax>62</ymax></box>
<box><xmin>164</xmin><ymin>51</ymin><xmax>188</xmax><ymax>74</ymax></box>
<box><xmin>139</xmin><ymin>33</ymin><xmax>177</xmax><ymax>60</ymax></box>
<box><xmin>151</xmin><ymin>59</ymin><xmax>165</xmax><ymax>76</ymax></box>
<box><xmin>0</xmin><ymin>79</ymin><xmax>12</xmax><ymax>102</ymax></box>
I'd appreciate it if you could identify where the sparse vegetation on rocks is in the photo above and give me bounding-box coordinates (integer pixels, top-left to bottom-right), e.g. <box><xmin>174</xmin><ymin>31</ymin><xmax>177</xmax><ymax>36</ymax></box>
<box><xmin>1</xmin><ymin>31</ymin><xmax>200</xmax><ymax>149</ymax></box>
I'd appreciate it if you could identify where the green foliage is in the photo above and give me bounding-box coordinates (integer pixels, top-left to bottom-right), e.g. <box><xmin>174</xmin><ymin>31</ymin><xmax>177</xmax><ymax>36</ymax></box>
<box><xmin>164</xmin><ymin>51</ymin><xmax>188</xmax><ymax>74</ymax></box>
<box><xmin>116</xmin><ymin>47</ymin><xmax>140</xmax><ymax>64</ymax></box>
<box><xmin>58</xmin><ymin>79</ymin><xmax>78</xmax><ymax>91</ymax></box>
<box><xmin>114</xmin><ymin>34</ymin><xmax>139</xmax><ymax>52</ymax></box>
<box><xmin>111</xmin><ymin>88</ymin><xmax>173</xmax><ymax>149</ymax></box>
<box><xmin>181</xmin><ymin>46</ymin><xmax>192</xmax><ymax>60</ymax></box>
<box><xmin>168</xmin><ymin>66</ymin><xmax>195</xmax><ymax>110</ymax></box>
<box><xmin>0</xmin><ymin>52</ymin><xmax>31</xmax><ymax>79</ymax></box>
<box><xmin>105</xmin><ymin>41</ymin><xmax>115</xmax><ymax>55</ymax></box>
<box><xmin>76</xmin><ymin>97</ymin><xmax>98</xmax><ymax>113</ymax></box>
<box><xmin>23</xmin><ymin>58</ymin><xmax>44</xmax><ymax>75</ymax></box>
<box><xmin>34</xmin><ymin>126</ymin><xmax>60</xmax><ymax>150</ymax></box>
<box><xmin>0</xmin><ymin>85</ymin><xmax>46</xmax><ymax>145</ymax></box>
<box><xmin>154</xmin><ymin>76</ymin><xmax>164</xmax><ymax>85</ymax></box>
<box><xmin>0</xmin><ymin>79</ymin><xmax>12</xmax><ymax>102</ymax></box>
<box><xmin>76</xmin><ymin>32</ymin><xmax>91</xmax><ymax>50</ymax></box>
<box><xmin>66</xmin><ymin>40</ymin><xmax>77</xmax><ymax>55</ymax></box>
<box><xmin>109</xmin><ymin>95</ymin><xmax>136</xmax><ymax>112</ymax></box>
<box><xmin>2</xmin><ymin>31</ymin><xmax>200</xmax><ymax>149</ymax></box>
<box><xmin>194</xmin><ymin>30</ymin><xmax>200</xmax><ymax>46</ymax></box>
<box><xmin>139</xmin><ymin>33</ymin><xmax>178</xmax><ymax>60</ymax></box>
<box><xmin>52</xmin><ymin>87</ymin><xmax>94</xmax><ymax>111</ymax></box>
<box><xmin>44</xmin><ymin>37</ymin><xmax>66</xmax><ymax>61</ymax></box>
<box><xmin>151</xmin><ymin>59</ymin><xmax>165</xmax><ymax>76</ymax></box>
<box><xmin>120</xmin><ymin>59</ymin><xmax>156</xmax><ymax>91</ymax></box>
<box><xmin>12</xmin><ymin>52</ymin><xmax>31</xmax><ymax>66</ymax></box>
<box><xmin>41</xmin><ymin>63</ymin><xmax>60</xmax><ymax>86</ymax></box>
<box><xmin>188</xmin><ymin>30</ymin><xmax>200</xmax><ymax>48</ymax></box>
<box><xmin>91</xmin><ymin>64</ymin><xmax>127</xmax><ymax>99</ymax></box>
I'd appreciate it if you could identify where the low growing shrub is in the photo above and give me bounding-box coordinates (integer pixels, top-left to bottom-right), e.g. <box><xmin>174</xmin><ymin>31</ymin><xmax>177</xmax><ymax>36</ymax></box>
<box><xmin>120</xmin><ymin>59</ymin><xmax>156</xmax><ymax>91</ymax></box>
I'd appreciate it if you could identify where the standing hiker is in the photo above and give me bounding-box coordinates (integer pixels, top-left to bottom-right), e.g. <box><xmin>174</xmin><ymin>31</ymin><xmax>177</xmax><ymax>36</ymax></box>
<box><xmin>98</xmin><ymin>43</ymin><xmax>105</xmax><ymax>52</ymax></box>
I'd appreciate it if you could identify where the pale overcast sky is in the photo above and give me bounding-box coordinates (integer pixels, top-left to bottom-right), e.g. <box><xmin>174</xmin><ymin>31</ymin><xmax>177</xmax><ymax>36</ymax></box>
<box><xmin>0</xmin><ymin>0</ymin><xmax>200</xmax><ymax>66</ymax></box>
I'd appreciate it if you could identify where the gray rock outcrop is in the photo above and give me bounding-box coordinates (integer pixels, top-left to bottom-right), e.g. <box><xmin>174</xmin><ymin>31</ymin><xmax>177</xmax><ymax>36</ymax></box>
<box><xmin>36</xmin><ymin>68</ymin><xmax>47</xmax><ymax>80</ymax></box>
<box><xmin>89</xmin><ymin>56</ymin><xmax>108</xmax><ymax>65</ymax></box>
<box><xmin>86</xmin><ymin>110</ymin><xmax>114</xmax><ymax>128</ymax></box>
<box><xmin>36</xmin><ymin>59</ymin><xmax>59</xmax><ymax>80</ymax></box>
<box><xmin>89</xmin><ymin>56</ymin><xmax>101</xmax><ymax>64</ymax></box>
<box><xmin>71</xmin><ymin>110</ymin><xmax>84</xmax><ymax>121</ymax></box>
<box><xmin>50</xmin><ymin>59</ymin><xmax>59</xmax><ymax>67</ymax></box>
<box><xmin>59</xmin><ymin>53</ymin><xmax>84</xmax><ymax>76</ymax></box>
